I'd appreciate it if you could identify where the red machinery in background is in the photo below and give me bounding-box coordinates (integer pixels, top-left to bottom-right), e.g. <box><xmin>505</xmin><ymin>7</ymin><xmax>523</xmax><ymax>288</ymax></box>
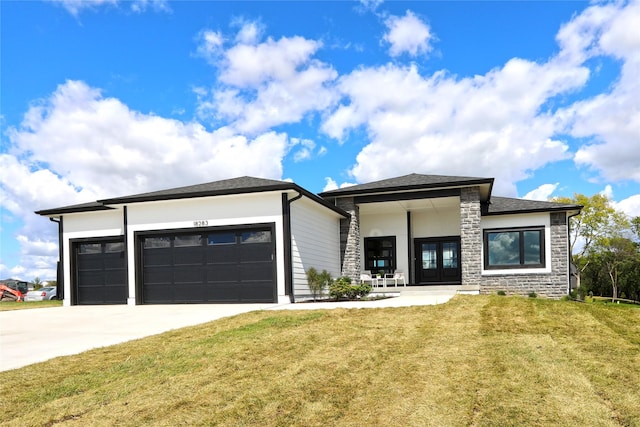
<box><xmin>0</xmin><ymin>284</ymin><xmax>24</xmax><ymax>302</ymax></box>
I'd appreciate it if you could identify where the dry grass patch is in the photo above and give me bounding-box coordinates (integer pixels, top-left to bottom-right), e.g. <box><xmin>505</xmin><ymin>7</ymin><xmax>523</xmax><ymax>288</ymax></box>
<box><xmin>1</xmin><ymin>296</ymin><xmax>638</xmax><ymax>426</ymax></box>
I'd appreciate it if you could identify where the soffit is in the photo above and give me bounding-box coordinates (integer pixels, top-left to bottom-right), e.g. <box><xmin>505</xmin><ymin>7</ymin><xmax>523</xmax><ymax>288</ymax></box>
<box><xmin>358</xmin><ymin>196</ymin><xmax>459</xmax><ymax>215</ymax></box>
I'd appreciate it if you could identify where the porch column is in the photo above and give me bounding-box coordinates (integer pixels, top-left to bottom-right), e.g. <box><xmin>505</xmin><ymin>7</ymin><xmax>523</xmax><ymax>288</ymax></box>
<box><xmin>460</xmin><ymin>187</ymin><xmax>482</xmax><ymax>288</ymax></box>
<box><xmin>336</xmin><ymin>197</ymin><xmax>361</xmax><ymax>284</ymax></box>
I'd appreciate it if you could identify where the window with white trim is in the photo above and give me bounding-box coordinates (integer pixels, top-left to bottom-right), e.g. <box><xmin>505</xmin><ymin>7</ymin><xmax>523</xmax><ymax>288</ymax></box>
<box><xmin>483</xmin><ymin>227</ymin><xmax>545</xmax><ymax>269</ymax></box>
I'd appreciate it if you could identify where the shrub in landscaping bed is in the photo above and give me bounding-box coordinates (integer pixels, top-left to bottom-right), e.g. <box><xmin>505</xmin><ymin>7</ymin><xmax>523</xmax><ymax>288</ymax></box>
<box><xmin>328</xmin><ymin>276</ymin><xmax>372</xmax><ymax>300</ymax></box>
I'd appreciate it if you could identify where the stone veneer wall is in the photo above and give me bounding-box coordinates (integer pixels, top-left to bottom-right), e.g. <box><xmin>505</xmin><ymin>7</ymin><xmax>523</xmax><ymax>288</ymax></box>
<box><xmin>460</xmin><ymin>187</ymin><xmax>482</xmax><ymax>288</ymax></box>
<box><xmin>336</xmin><ymin>197</ymin><xmax>361</xmax><ymax>284</ymax></box>
<box><xmin>478</xmin><ymin>212</ymin><xmax>569</xmax><ymax>299</ymax></box>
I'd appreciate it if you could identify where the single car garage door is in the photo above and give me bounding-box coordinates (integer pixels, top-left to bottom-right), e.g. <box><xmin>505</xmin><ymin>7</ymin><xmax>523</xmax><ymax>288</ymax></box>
<box><xmin>139</xmin><ymin>225</ymin><xmax>276</xmax><ymax>304</ymax></box>
<box><xmin>73</xmin><ymin>239</ymin><xmax>127</xmax><ymax>305</ymax></box>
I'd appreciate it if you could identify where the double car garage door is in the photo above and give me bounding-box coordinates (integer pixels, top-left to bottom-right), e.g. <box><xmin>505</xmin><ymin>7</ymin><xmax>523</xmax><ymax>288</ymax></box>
<box><xmin>73</xmin><ymin>225</ymin><xmax>276</xmax><ymax>305</ymax></box>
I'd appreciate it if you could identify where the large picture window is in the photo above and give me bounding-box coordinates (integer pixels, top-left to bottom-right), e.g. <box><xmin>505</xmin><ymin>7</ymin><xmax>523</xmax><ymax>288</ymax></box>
<box><xmin>483</xmin><ymin>227</ymin><xmax>545</xmax><ymax>269</ymax></box>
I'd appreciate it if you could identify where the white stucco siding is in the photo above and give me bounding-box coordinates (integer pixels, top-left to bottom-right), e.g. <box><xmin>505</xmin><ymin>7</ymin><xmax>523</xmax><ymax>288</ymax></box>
<box><xmin>124</xmin><ymin>192</ymin><xmax>286</xmax><ymax>304</ymax></box>
<box><xmin>481</xmin><ymin>212</ymin><xmax>551</xmax><ymax>275</ymax></box>
<box><xmin>360</xmin><ymin>211</ymin><xmax>409</xmax><ymax>276</ymax></box>
<box><xmin>61</xmin><ymin>209</ymin><xmax>125</xmax><ymax>306</ymax></box>
<box><xmin>290</xmin><ymin>197</ymin><xmax>341</xmax><ymax>298</ymax></box>
<box><xmin>411</xmin><ymin>205</ymin><xmax>461</xmax><ymax>238</ymax></box>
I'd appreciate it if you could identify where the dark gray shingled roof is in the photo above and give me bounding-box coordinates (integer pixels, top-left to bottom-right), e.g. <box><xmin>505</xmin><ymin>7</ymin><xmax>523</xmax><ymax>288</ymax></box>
<box><xmin>35</xmin><ymin>175</ymin><xmax>581</xmax><ymax>218</ymax></box>
<box><xmin>319</xmin><ymin>173</ymin><xmax>494</xmax><ymax>197</ymax></box>
<box><xmin>98</xmin><ymin>176</ymin><xmax>295</xmax><ymax>204</ymax></box>
<box><xmin>484</xmin><ymin>196</ymin><xmax>582</xmax><ymax>215</ymax></box>
<box><xmin>35</xmin><ymin>201</ymin><xmax>113</xmax><ymax>216</ymax></box>
<box><xmin>36</xmin><ymin>176</ymin><xmax>348</xmax><ymax>217</ymax></box>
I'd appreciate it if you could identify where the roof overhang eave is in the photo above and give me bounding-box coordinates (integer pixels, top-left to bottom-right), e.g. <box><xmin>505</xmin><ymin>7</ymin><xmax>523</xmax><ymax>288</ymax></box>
<box><xmin>34</xmin><ymin>204</ymin><xmax>114</xmax><ymax>217</ymax></box>
<box><xmin>98</xmin><ymin>184</ymin><xmax>349</xmax><ymax>219</ymax></box>
<box><xmin>321</xmin><ymin>179</ymin><xmax>494</xmax><ymax>203</ymax></box>
<box><xmin>482</xmin><ymin>205</ymin><xmax>584</xmax><ymax>217</ymax></box>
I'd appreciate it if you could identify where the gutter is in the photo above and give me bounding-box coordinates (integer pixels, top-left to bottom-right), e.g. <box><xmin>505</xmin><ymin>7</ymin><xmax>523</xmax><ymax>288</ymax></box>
<box><xmin>282</xmin><ymin>191</ymin><xmax>304</xmax><ymax>303</ymax></box>
<box><xmin>49</xmin><ymin>217</ymin><xmax>64</xmax><ymax>301</ymax></box>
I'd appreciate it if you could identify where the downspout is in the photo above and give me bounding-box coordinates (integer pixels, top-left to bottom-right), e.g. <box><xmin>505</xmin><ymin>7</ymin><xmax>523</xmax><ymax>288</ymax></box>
<box><xmin>282</xmin><ymin>191</ymin><xmax>303</xmax><ymax>303</ymax></box>
<box><xmin>49</xmin><ymin>217</ymin><xmax>64</xmax><ymax>301</ymax></box>
<box><xmin>567</xmin><ymin>211</ymin><xmax>580</xmax><ymax>296</ymax></box>
<box><xmin>123</xmin><ymin>206</ymin><xmax>131</xmax><ymax>304</ymax></box>
<box><xmin>407</xmin><ymin>211</ymin><xmax>412</xmax><ymax>285</ymax></box>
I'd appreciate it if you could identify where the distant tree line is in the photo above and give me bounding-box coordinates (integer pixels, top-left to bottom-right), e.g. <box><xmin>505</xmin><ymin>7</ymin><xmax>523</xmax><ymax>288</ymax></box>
<box><xmin>554</xmin><ymin>194</ymin><xmax>640</xmax><ymax>302</ymax></box>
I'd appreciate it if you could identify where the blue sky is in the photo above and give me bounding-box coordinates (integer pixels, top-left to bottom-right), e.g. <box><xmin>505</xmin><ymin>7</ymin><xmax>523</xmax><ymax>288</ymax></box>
<box><xmin>1</xmin><ymin>0</ymin><xmax>639</xmax><ymax>281</ymax></box>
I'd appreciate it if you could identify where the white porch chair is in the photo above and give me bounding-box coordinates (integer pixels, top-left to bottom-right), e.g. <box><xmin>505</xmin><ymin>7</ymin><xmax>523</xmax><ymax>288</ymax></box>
<box><xmin>360</xmin><ymin>272</ymin><xmax>380</xmax><ymax>287</ymax></box>
<box><xmin>388</xmin><ymin>271</ymin><xmax>406</xmax><ymax>287</ymax></box>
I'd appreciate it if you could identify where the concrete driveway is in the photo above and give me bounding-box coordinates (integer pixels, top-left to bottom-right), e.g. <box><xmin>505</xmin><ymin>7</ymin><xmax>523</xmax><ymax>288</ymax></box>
<box><xmin>0</xmin><ymin>292</ymin><xmax>455</xmax><ymax>372</ymax></box>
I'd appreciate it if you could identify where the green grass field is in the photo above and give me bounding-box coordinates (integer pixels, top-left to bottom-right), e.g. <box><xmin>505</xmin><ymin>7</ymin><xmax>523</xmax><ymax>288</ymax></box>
<box><xmin>0</xmin><ymin>300</ymin><xmax>62</xmax><ymax>311</ymax></box>
<box><xmin>1</xmin><ymin>295</ymin><xmax>638</xmax><ymax>426</ymax></box>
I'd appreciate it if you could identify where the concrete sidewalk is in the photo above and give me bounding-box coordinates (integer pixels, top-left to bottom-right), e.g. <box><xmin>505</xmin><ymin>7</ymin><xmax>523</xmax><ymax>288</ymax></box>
<box><xmin>0</xmin><ymin>292</ymin><xmax>455</xmax><ymax>372</ymax></box>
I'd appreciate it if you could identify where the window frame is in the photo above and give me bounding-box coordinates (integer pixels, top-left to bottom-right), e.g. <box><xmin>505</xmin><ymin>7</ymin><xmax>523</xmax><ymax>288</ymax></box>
<box><xmin>483</xmin><ymin>226</ymin><xmax>546</xmax><ymax>270</ymax></box>
<box><xmin>364</xmin><ymin>236</ymin><xmax>397</xmax><ymax>275</ymax></box>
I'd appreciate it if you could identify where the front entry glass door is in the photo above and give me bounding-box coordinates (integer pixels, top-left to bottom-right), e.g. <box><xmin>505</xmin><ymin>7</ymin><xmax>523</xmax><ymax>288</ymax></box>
<box><xmin>414</xmin><ymin>238</ymin><xmax>461</xmax><ymax>284</ymax></box>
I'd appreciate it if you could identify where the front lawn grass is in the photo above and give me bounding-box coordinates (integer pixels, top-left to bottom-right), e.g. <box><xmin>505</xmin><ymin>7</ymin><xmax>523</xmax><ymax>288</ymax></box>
<box><xmin>1</xmin><ymin>295</ymin><xmax>639</xmax><ymax>426</ymax></box>
<box><xmin>0</xmin><ymin>300</ymin><xmax>62</xmax><ymax>311</ymax></box>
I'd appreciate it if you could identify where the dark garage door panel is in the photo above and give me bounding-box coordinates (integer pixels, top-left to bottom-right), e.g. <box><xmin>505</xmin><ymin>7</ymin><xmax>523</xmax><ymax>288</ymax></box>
<box><xmin>141</xmin><ymin>227</ymin><xmax>276</xmax><ymax>304</ymax></box>
<box><xmin>75</xmin><ymin>242</ymin><xmax>127</xmax><ymax>305</ymax></box>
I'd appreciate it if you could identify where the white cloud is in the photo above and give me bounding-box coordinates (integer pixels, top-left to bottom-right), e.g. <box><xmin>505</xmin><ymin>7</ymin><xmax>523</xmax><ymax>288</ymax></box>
<box><xmin>195</xmin><ymin>24</ymin><xmax>338</xmax><ymax>134</ymax></box>
<box><xmin>322</xmin><ymin>177</ymin><xmax>357</xmax><ymax>192</ymax></box>
<box><xmin>0</xmin><ymin>152</ymin><xmax>96</xmax><ymax>280</ymax></box>
<box><xmin>196</xmin><ymin>30</ymin><xmax>225</xmax><ymax>60</ymax></box>
<box><xmin>383</xmin><ymin>10</ymin><xmax>434</xmax><ymax>57</ymax></box>
<box><xmin>3</xmin><ymin>80</ymin><xmax>290</xmax><ymax>280</ymax></box>
<box><xmin>130</xmin><ymin>0</ymin><xmax>171</xmax><ymax>14</ymax></box>
<box><xmin>290</xmin><ymin>139</ymin><xmax>327</xmax><ymax>162</ymax></box>
<box><xmin>556</xmin><ymin>1</ymin><xmax>640</xmax><ymax>183</ymax></box>
<box><xmin>16</xmin><ymin>235</ymin><xmax>58</xmax><ymax>258</ymax></box>
<box><xmin>13</xmin><ymin>235</ymin><xmax>59</xmax><ymax>280</ymax></box>
<box><xmin>604</xmin><ymin>185</ymin><xmax>640</xmax><ymax>219</ymax></box>
<box><xmin>49</xmin><ymin>0</ymin><xmax>169</xmax><ymax>16</ymax></box>
<box><xmin>49</xmin><ymin>0</ymin><xmax>117</xmax><ymax>16</ymax></box>
<box><xmin>222</xmin><ymin>36</ymin><xmax>323</xmax><ymax>87</ymax></box>
<box><xmin>358</xmin><ymin>0</ymin><xmax>384</xmax><ymax>12</ymax></box>
<box><xmin>323</xmin><ymin>177</ymin><xmax>339</xmax><ymax>192</ymax></box>
<box><xmin>291</xmin><ymin>138</ymin><xmax>316</xmax><ymax>162</ymax></box>
<box><xmin>555</xmin><ymin>5</ymin><xmax>610</xmax><ymax>64</ymax></box>
<box><xmin>232</xmin><ymin>18</ymin><xmax>264</xmax><ymax>45</ymax></box>
<box><xmin>600</xmin><ymin>184</ymin><xmax>615</xmax><ymax>200</ymax></box>
<box><xmin>322</xmin><ymin>1</ymin><xmax>638</xmax><ymax>196</ymax></box>
<box><xmin>615</xmin><ymin>194</ymin><xmax>640</xmax><ymax>218</ymax></box>
<box><xmin>322</xmin><ymin>58</ymin><xmax>581</xmax><ymax>195</ymax></box>
<box><xmin>7</xmin><ymin>80</ymin><xmax>288</xmax><ymax>197</ymax></box>
<box><xmin>0</xmin><ymin>264</ymin><xmax>26</xmax><ymax>281</ymax></box>
<box><xmin>523</xmin><ymin>183</ymin><xmax>559</xmax><ymax>201</ymax></box>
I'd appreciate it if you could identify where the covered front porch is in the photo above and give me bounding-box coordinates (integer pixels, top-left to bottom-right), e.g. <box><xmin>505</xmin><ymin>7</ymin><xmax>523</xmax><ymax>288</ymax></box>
<box><xmin>357</xmin><ymin>195</ymin><xmax>465</xmax><ymax>286</ymax></box>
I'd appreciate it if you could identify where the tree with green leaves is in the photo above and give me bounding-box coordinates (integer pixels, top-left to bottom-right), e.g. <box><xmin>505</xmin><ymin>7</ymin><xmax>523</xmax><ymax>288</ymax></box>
<box><xmin>632</xmin><ymin>216</ymin><xmax>640</xmax><ymax>241</ymax></box>
<box><xmin>595</xmin><ymin>236</ymin><xmax>637</xmax><ymax>301</ymax></box>
<box><xmin>553</xmin><ymin>193</ymin><xmax>629</xmax><ymax>291</ymax></box>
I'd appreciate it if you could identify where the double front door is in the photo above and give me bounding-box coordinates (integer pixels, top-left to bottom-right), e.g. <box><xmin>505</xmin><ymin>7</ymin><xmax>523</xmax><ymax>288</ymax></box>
<box><xmin>414</xmin><ymin>237</ymin><xmax>461</xmax><ymax>284</ymax></box>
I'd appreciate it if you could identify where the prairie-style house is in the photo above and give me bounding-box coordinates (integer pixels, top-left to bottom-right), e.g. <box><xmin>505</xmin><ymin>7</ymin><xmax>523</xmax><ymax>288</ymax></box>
<box><xmin>36</xmin><ymin>174</ymin><xmax>581</xmax><ymax>305</ymax></box>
